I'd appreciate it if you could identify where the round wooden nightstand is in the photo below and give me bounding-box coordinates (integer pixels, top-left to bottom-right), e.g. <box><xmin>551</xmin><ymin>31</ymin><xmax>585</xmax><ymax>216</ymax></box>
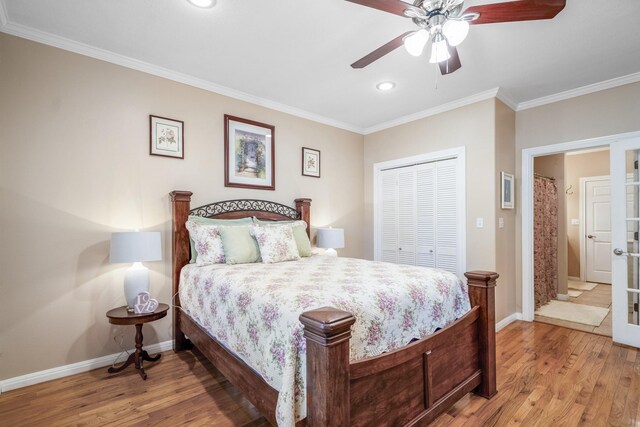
<box><xmin>106</xmin><ymin>303</ymin><xmax>169</xmax><ymax>380</ymax></box>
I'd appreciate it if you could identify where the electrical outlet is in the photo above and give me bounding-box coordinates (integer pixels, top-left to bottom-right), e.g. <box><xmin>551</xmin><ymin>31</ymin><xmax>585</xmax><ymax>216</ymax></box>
<box><xmin>498</xmin><ymin>217</ymin><xmax>504</xmax><ymax>228</ymax></box>
<box><xmin>476</xmin><ymin>218</ymin><xmax>484</xmax><ymax>228</ymax></box>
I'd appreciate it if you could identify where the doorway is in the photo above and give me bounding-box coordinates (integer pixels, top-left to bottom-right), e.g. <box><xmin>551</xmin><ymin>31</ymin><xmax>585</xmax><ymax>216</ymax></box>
<box><xmin>531</xmin><ymin>150</ymin><xmax>612</xmax><ymax>336</ymax></box>
<box><xmin>522</xmin><ymin>132</ymin><xmax>640</xmax><ymax>346</ymax></box>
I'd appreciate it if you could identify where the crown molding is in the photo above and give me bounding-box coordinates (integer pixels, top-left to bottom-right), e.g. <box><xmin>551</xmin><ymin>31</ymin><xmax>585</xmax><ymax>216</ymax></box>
<box><xmin>517</xmin><ymin>72</ymin><xmax>640</xmax><ymax>111</ymax></box>
<box><xmin>495</xmin><ymin>88</ymin><xmax>518</xmax><ymax>111</ymax></box>
<box><xmin>363</xmin><ymin>88</ymin><xmax>500</xmax><ymax>135</ymax></box>
<box><xmin>0</xmin><ymin>18</ymin><xmax>364</xmax><ymax>135</ymax></box>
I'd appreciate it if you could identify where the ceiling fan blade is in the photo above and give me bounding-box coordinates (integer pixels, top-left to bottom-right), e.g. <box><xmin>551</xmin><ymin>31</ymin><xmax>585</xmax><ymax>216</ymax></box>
<box><xmin>464</xmin><ymin>0</ymin><xmax>565</xmax><ymax>25</ymax></box>
<box><xmin>351</xmin><ymin>31</ymin><xmax>414</xmax><ymax>69</ymax></box>
<box><xmin>439</xmin><ymin>45</ymin><xmax>461</xmax><ymax>75</ymax></box>
<box><xmin>345</xmin><ymin>0</ymin><xmax>423</xmax><ymax>18</ymax></box>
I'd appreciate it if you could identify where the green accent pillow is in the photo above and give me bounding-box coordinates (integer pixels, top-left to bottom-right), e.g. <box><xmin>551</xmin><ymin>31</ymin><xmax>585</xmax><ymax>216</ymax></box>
<box><xmin>219</xmin><ymin>225</ymin><xmax>261</xmax><ymax>264</ymax></box>
<box><xmin>187</xmin><ymin>216</ymin><xmax>254</xmax><ymax>263</ymax></box>
<box><xmin>253</xmin><ymin>218</ymin><xmax>312</xmax><ymax>257</ymax></box>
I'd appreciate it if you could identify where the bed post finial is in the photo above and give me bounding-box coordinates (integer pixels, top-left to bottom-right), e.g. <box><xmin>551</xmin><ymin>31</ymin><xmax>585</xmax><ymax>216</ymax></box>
<box><xmin>299</xmin><ymin>306</ymin><xmax>355</xmax><ymax>427</ymax></box>
<box><xmin>170</xmin><ymin>191</ymin><xmax>193</xmax><ymax>351</ymax></box>
<box><xmin>464</xmin><ymin>271</ymin><xmax>498</xmax><ymax>399</ymax></box>
<box><xmin>295</xmin><ymin>198</ymin><xmax>312</xmax><ymax>237</ymax></box>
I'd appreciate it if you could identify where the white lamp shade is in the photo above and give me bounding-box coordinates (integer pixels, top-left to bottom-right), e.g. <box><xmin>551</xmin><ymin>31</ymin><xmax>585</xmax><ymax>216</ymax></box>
<box><xmin>442</xmin><ymin>19</ymin><xmax>469</xmax><ymax>47</ymax></box>
<box><xmin>403</xmin><ymin>29</ymin><xmax>430</xmax><ymax>57</ymax></box>
<box><xmin>429</xmin><ymin>34</ymin><xmax>451</xmax><ymax>64</ymax></box>
<box><xmin>316</xmin><ymin>228</ymin><xmax>345</xmax><ymax>249</ymax></box>
<box><xmin>110</xmin><ymin>232</ymin><xmax>162</xmax><ymax>263</ymax></box>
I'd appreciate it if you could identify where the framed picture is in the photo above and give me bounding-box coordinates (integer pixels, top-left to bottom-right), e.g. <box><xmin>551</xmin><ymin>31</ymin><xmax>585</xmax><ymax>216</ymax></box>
<box><xmin>302</xmin><ymin>147</ymin><xmax>321</xmax><ymax>178</ymax></box>
<box><xmin>501</xmin><ymin>171</ymin><xmax>515</xmax><ymax>209</ymax></box>
<box><xmin>224</xmin><ymin>115</ymin><xmax>275</xmax><ymax>190</ymax></box>
<box><xmin>150</xmin><ymin>115</ymin><xmax>184</xmax><ymax>159</ymax></box>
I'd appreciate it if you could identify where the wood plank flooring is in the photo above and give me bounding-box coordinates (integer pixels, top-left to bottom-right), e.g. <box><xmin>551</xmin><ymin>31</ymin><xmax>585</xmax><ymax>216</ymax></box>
<box><xmin>535</xmin><ymin>284</ymin><xmax>612</xmax><ymax>337</ymax></box>
<box><xmin>1</xmin><ymin>321</ymin><xmax>638</xmax><ymax>426</ymax></box>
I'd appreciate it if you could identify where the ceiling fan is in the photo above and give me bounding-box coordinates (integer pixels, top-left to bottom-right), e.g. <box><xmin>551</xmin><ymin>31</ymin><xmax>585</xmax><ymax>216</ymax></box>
<box><xmin>348</xmin><ymin>0</ymin><xmax>566</xmax><ymax>75</ymax></box>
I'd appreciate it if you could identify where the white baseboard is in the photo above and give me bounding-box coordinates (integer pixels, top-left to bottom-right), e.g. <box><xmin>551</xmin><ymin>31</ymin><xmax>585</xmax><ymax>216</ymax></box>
<box><xmin>568</xmin><ymin>276</ymin><xmax>581</xmax><ymax>281</ymax></box>
<box><xmin>496</xmin><ymin>312</ymin><xmax>523</xmax><ymax>332</ymax></box>
<box><xmin>0</xmin><ymin>340</ymin><xmax>173</xmax><ymax>394</ymax></box>
<box><xmin>556</xmin><ymin>294</ymin><xmax>569</xmax><ymax>301</ymax></box>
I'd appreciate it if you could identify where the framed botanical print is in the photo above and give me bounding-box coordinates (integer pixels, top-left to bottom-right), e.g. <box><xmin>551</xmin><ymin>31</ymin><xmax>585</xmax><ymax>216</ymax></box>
<box><xmin>501</xmin><ymin>171</ymin><xmax>514</xmax><ymax>209</ymax></box>
<box><xmin>224</xmin><ymin>115</ymin><xmax>275</xmax><ymax>190</ymax></box>
<box><xmin>302</xmin><ymin>147</ymin><xmax>320</xmax><ymax>178</ymax></box>
<box><xmin>150</xmin><ymin>115</ymin><xmax>184</xmax><ymax>159</ymax></box>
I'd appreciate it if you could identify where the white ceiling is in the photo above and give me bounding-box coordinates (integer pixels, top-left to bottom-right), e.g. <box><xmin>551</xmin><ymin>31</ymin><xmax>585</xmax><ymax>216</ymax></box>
<box><xmin>2</xmin><ymin>0</ymin><xmax>640</xmax><ymax>133</ymax></box>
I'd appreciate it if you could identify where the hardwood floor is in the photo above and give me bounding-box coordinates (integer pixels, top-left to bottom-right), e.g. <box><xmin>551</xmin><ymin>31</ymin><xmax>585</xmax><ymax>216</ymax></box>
<box><xmin>1</xmin><ymin>321</ymin><xmax>638</xmax><ymax>426</ymax></box>
<box><xmin>535</xmin><ymin>284</ymin><xmax>612</xmax><ymax>337</ymax></box>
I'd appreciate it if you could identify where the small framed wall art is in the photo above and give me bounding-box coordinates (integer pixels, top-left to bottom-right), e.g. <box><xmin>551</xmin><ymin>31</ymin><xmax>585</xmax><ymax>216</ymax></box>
<box><xmin>150</xmin><ymin>115</ymin><xmax>184</xmax><ymax>159</ymax></box>
<box><xmin>501</xmin><ymin>171</ymin><xmax>515</xmax><ymax>209</ymax></box>
<box><xmin>224</xmin><ymin>115</ymin><xmax>275</xmax><ymax>190</ymax></box>
<box><xmin>302</xmin><ymin>147</ymin><xmax>320</xmax><ymax>178</ymax></box>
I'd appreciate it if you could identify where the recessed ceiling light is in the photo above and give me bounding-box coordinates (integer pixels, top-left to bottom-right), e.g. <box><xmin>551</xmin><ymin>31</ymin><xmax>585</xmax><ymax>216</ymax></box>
<box><xmin>376</xmin><ymin>81</ymin><xmax>396</xmax><ymax>91</ymax></box>
<box><xmin>187</xmin><ymin>0</ymin><xmax>216</xmax><ymax>8</ymax></box>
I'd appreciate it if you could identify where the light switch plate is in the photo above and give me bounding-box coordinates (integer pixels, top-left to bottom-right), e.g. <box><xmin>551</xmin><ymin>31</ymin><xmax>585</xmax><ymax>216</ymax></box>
<box><xmin>498</xmin><ymin>217</ymin><xmax>504</xmax><ymax>228</ymax></box>
<box><xmin>571</xmin><ymin>219</ymin><xmax>580</xmax><ymax>225</ymax></box>
<box><xmin>476</xmin><ymin>218</ymin><xmax>484</xmax><ymax>228</ymax></box>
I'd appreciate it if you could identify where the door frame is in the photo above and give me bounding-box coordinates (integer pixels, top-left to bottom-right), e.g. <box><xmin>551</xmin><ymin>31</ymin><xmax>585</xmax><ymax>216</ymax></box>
<box><xmin>579</xmin><ymin>175</ymin><xmax>611</xmax><ymax>282</ymax></box>
<box><xmin>373</xmin><ymin>146</ymin><xmax>466</xmax><ymax>278</ymax></box>
<box><xmin>521</xmin><ymin>131</ymin><xmax>640</xmax><ymax>322</ymax></box>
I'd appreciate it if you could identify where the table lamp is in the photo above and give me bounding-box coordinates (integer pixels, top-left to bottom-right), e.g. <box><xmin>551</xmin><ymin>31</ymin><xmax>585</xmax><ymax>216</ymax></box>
<box><xmin>110</xmin><ymin>231</ymin><xmax>162</xmax><ymax>310</ymax></box>
<box><xmin>316</xmin><ymin>227</ymin><xmax>344</xmax><ymax>257</ymax></box>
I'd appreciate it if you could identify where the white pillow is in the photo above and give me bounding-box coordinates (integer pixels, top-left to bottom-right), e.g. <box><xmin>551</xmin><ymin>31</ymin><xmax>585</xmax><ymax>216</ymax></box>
<box><xmin>185</xmin><ymin>220</ymin><xmax>226</xmax><ymax>266</ymax></box>
<box><xmin>251</xmin><ymin>225</ymin><xmax>300</xmax><ymax>264</ymax></box>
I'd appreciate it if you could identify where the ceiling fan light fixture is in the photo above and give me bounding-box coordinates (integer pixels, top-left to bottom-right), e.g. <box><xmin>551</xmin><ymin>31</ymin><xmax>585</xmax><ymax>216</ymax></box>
<box><xmin>187</xmin><ymin>0</ymin><xmax>216</xmax><ymax>8</ymax></box>
<box><xmin>403</xmin><ymin>29</ymin><xmax>430</xmax><ymax>57</ymax></box>
<box><xmin>442</xmin><ymin>19</ymin><xmax>469</xmax><ymax>47</ymax></box>
<box><xmin>429</xmin><ymin>33</ymin><xmax>451</xmax><ymax>64</ymax></box>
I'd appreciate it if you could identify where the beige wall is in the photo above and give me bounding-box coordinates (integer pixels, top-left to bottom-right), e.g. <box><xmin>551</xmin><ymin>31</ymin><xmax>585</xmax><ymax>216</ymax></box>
<box><xmin>495</xmin><ymin>100</ymin><xmax>517</xmax><ymax>324</ymax></box>
<box><xmin>534</xmin><ymin>154</ymin><xmax>567</xmax><ymax>295</ymax></box>
<box><xmin>565</xmin><ymin>150</ymin><xmax>610</xmax><ymax>277</ymax></box>
<box><xmin>515</xmin><ymin>82</ymin><xmax>640</xmax><ymax>311</ymax></box>
<box><xmin>0</xmin><ymin>33</ymin><xmax>364</xmax><ymax>380</ymax></box>
<box><xmin>363</xmin><ymin>99</ymin><xmax>517</xmax><ymax>323</ymax></box>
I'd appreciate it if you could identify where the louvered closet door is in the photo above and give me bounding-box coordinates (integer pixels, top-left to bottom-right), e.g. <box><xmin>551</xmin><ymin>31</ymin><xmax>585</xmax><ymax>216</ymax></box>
<box><xmin>381</xmin><ymin>170</ymin><xmax>399</xmax><ymax>263</ymax></box>
<box><xmin>397</xmin><ymin>168</ymin><xmax>417</xmax><ymax>265</ymax></box>
<box><xmin>435</xmin><ymin>159</ymin><xmax>458</xmax><ymax>273</ymax></box>
<box><xmin>416</xmin><ymin>163</ymin><xmax>436</xmax><ymax>268</ymax></box>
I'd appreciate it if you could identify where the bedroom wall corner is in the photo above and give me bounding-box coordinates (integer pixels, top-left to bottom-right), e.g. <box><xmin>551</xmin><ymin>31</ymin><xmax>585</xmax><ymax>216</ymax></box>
<box><xmin>0</xmin><ymin>32</ymin><xmax>365</xmax><ymax>382</ymax></box>
<box><xmin>494</xmin><ymin>100</ymin><xmax>517</xmax><ymax>323</ymax></box>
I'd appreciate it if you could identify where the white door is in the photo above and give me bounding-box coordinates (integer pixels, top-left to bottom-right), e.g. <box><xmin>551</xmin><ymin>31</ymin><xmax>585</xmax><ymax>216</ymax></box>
<box><xmin>585</xmin><ymin>178</ymin><xmax>612</xmax><ymax>284</ymax></box>
<box><xmin>611</xmin><ymin>139</ymin><xmax>640</xmax><ymax>347</ymax></box>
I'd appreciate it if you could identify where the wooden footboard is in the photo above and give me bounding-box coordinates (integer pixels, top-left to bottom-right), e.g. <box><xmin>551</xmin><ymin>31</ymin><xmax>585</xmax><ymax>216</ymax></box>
<box><xmin>299</xmin><ymin>271</ymin><xmax>498</xmax><ymax>427</ymax></box>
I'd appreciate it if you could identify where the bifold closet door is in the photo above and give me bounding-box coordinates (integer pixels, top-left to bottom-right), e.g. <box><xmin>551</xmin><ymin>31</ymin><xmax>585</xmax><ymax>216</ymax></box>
<box><xmin>379</xmin><ymin>158</ymin><xmax>459</xmax><ymax>275</ymax></box>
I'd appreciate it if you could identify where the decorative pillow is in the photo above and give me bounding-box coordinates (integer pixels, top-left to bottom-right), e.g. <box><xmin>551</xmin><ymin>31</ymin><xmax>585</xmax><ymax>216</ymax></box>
<box><xmin>185</xmin><ymin>220</ymin><xmax>226</xmax><ymax>266</ymax></box>
<box><xmin>187</xmin><ymin>216</ymin><xmax>253</xmax><ymax>263</ymax></box>
<box><xmin>253</xmin><ymin>218</ymin><xmax>312</xmax><ymax>257</ymax></box>
<box><xmin>251</xmin><ymin>225</ymin><xmax>301</xmax><ymax>264</ymax></box>
<box><xmin>219</xmin><ymin>225</ymin><xmax>262</xmax><ymax>265</ymax></box>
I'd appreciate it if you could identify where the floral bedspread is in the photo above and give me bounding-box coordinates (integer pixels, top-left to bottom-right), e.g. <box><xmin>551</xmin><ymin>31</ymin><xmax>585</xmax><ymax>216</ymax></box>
<box><xmin>179</xmin><ymin>255</ymin><xmax>470</xmax><ymax>426</ymax></box>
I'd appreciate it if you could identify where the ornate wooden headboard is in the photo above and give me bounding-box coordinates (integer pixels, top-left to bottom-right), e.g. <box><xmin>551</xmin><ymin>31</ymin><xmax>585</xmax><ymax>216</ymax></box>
<box><xmin>169</xmin><ymin>191</ymin><xmax>311</xmax><ymax>344</ymax></box>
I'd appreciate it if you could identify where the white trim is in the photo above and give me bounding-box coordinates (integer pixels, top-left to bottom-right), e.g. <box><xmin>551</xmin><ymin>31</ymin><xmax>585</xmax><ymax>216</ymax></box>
<box><xmin>556</xmin><ymin>293</ymin><xmax>569</xmax><ymax>301</ymax></box>
<box><xmin>373</xmin><ymin>146</ymin><xmax>466</xmax><ymax>278</ymax></box>
<box><xmin>0</xmin><ymin>340</ymin><xmax>173</xmax><ymax>393</ymax></box>
<box><xmin>0</xmin><ymin>21</ymin><xmax>362</xmax><ymax>135</ymax></box>
<box><xmin>567</xmin><ymin>276</ymin><xmax>580</xmax><ymax>281</ymax></box>
<box><xmin>521</xmin><ymin>131</ymin><xmax>640</xmax><ymax>322</ymax></box>
<box><xmin>518</xmin><ymin>72</ymin><xmax>640</xmax><ymax>111</ymax></box>
<box><xmin>565</xmin><ymin>147</ymin><xmax>609</xmax><ymax>156</ymax></box>
<box><xmin>496</xmin><ymin>312</ymin><xmax>522</xmax><ymax>332</ymax></box>
<box><xmin>364</xmin><ymin>88</ymin><xmax>500</xmax><ymax>135</ymax></box>
<box><xmin>496</xmin><ymin>88</ymin><xmax>519</xmax><ymax>111</ymax></box>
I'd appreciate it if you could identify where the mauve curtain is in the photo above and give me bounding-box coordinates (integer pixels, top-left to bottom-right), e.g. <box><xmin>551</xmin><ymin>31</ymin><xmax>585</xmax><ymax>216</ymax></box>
<box><xmin>534</xmin><ymin>176</ymin><xmax>558</xmax><ymax>308</ymax></box>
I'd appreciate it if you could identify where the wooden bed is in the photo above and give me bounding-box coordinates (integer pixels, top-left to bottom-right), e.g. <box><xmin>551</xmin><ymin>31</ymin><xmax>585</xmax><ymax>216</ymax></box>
<box><xmin>170</xmin><ymin>191</ymin><xmax>498</xmax><ymax>426</ymax></box>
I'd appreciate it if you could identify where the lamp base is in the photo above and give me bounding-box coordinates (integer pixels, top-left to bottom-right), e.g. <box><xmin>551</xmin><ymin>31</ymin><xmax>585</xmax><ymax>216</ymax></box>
<box><xmin>324</xmin><ymin>248</ymin><xmax>338</xmax><ymax>257</ymax></box>
<box><xmin>124</xmin><ymin>262</ymin><xmax>150</xmax><ymax>309</ymax></box>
